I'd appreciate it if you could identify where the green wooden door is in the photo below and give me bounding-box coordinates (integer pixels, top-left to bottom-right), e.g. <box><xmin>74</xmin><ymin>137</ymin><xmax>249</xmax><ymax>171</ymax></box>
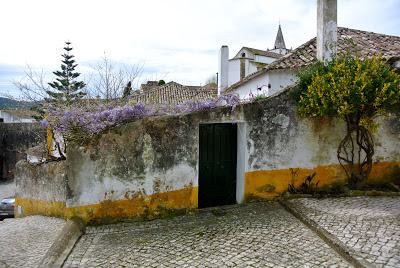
<box><xmin>199</xmin><ymin>123</ymin><xmax>237</xmax><ymax>208</ymax></box>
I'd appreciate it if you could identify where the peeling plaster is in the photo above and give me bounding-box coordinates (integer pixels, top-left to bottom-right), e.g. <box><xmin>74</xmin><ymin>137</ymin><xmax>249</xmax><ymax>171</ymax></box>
<box><xmin>15</xmin><ymin>88</ymin><xmax>400</xmax><ymax>222</ymax></box>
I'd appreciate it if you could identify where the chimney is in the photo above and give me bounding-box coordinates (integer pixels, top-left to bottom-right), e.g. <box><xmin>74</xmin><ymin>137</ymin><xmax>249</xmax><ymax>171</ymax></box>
<box><xmin>218</xmin><ymin>46</ymin><xmax>229</xmax><ymax>95</ymax></box>
<box><xmin>317</xmin><ymin>0</ymin><xmax>337</xmax><ymax>63</ymax></box>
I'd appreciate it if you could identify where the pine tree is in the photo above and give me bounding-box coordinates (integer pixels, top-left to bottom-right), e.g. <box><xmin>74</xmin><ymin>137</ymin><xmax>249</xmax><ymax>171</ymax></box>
<box><xmin>122</xmin><ymin>81</ymin><xmax>132</xmax><ymax>99</ymax></box>
<box><xmin>47</xmin><ymin>41</ymin><xmax>86</xmax><ymax>106</ymax></box>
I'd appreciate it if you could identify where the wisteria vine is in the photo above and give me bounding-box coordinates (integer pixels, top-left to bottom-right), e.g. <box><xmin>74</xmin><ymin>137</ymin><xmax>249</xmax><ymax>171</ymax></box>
<box><xmin>41</xmin><ymin>94</ymin><xmax>241</xmax><ymax>141</ymax></box>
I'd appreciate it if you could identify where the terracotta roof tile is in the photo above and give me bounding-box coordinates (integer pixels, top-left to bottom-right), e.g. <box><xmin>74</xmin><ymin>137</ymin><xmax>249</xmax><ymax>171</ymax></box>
<box><xmin>266</xmin><ymin>27</ymin><xmax>400</xmax><ymax>70</ymax></box>
<box><xmin>242</xmin><ymin>47</ymin><xmax>283</xmax><ymax>59</ymax></box>
<box><xmin>130</xmin><ymin>81</ymin><xmax>217</xmax><ymax>105</ymax></box>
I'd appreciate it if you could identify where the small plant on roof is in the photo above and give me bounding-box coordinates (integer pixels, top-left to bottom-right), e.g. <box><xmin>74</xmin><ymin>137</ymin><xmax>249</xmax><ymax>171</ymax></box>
<box><xmin>251</xmin><ymin>93</ymin><xmax>268</xmax><ymax>102</ymax></box>
<box><xmin>295</xmin><ymin>54</ymin><xmax>400</xmax><ymax>189</ymax></box>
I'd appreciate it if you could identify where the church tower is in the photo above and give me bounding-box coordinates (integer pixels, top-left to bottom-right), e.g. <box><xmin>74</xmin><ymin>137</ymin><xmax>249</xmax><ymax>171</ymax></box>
<box><xmin>271</xmin><ymin>24</ymin><xmax>289</xmax><ymax>55</ymax></box>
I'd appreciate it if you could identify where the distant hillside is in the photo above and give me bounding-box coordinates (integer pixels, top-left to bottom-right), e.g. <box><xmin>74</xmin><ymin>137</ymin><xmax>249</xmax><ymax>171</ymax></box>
<box><xmin>0</xmin><ymin>97</ymin><xmax>33</xmax><ymax>109</ymax></box>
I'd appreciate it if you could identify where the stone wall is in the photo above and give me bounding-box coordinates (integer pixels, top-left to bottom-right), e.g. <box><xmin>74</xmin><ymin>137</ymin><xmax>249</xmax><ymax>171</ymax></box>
<box><xmin>242</xmin><ymin>90</ymin><xmax>400</xmax><ymax>199</ymax></box>
<box><xmin>16</xmin><ymin>160</ymin><xmax>68</xmax><ymax>217</ymax></box>
<box><xmin>0</xmin><ymin>123</ymin><xmax>44</xmax><ymax>181</ymax></box>
<box><xmin>15</xmin><ymin>89</ymin><xmax>400</xmax><ymax>223</ymax></box>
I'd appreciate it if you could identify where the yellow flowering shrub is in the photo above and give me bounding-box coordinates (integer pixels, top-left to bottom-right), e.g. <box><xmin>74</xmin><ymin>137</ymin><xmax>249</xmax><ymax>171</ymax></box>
<box><xmin>297</xmin><ymin>55</ymin><xmax>400</xmax><ymax>125</ymax></box>
<box><xmin>294</xmin><ymin>54</ymin><xmax>400</xmax><ymax>189</ymax></box>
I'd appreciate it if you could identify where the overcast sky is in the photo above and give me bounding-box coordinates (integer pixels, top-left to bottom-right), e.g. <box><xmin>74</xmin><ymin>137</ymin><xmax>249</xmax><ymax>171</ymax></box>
<box><xmin>1</xmin><ymin>0</ymin><xmax>399</xmax><ymax>97</ymax></box>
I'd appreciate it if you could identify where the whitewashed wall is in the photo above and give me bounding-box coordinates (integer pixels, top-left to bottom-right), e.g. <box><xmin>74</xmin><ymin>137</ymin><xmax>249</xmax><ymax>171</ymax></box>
<box><xmin>228</xmin><ymin>59</ymin><xmax>241</xmax><ymax>87</ymax></box>
<box><xmin>230</xmin><ymin>69</ymin><xmax>297</xmax><ymax>100</ymax></box>
<box><xmin>248</xmin><ymin>61</ymin><xmax>258</xmax><ymax>76</ymax></box>
<box><xmin>234</xmin><ymin>73</ymin><xmax>270</xmax><ymax>100</ymax></box>
<box><xmin>268</xmin><ymin>69</ymin><xmax>297</xmax><ymax>96</ymax></box>
<box><xmin>255</xmin><ymin>55</ymin><xmax>276</xmax><ymax>64</ymax></box>
<box><xmin>0</xmin><ymin>111</ymin><xmax>35</xmax><ymax>123</ymax></box>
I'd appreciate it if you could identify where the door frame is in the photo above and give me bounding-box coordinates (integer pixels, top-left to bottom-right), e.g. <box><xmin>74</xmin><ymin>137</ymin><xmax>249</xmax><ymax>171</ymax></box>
<box><xmin>197</xmin><ymin>121</ymin><xmax>246</xmax><ymax>207</ymax></box>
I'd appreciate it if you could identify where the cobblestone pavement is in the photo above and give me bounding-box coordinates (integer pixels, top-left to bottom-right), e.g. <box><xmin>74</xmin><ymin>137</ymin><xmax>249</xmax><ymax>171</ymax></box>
<box><xmin>0</xmin><ymin>216</ymin><xmax>66</xmax><ymax>268</ymax></box>
<box><xmin>65</xmin><ymin>202</ymin><xmax>350</xmax><ymax>268</ymax></box>
<box><xmin>289</xmin><ymin>196</ymin><xmax>400</xmax><ymax>268</ymax></box>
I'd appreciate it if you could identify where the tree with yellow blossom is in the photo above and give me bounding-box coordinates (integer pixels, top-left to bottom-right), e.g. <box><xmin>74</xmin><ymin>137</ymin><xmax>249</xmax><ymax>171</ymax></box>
<box><xmin>295</xmin><ymin>54</ymin><xmax>400</xmax><ymax>189</ymax></box>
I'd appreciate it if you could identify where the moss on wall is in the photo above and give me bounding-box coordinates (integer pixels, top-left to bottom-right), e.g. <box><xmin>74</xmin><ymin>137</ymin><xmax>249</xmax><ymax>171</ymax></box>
<box><xmin>15</xmin><ymin>88</ymin><xmax>400</xmax><ymax>223</ymax></box>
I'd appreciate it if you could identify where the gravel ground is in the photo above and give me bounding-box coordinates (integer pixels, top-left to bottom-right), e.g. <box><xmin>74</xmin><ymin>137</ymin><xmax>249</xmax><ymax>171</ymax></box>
<box><xmin>0</xmin><ymin>215</ymin><xmax>66</xmax><ymax>268</ymax></box>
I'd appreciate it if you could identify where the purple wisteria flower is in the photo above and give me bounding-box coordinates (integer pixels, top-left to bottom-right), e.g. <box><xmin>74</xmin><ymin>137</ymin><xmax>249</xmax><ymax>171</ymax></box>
<box><xmin>46</xmin><ymin>94</ymin><xmax>240</xmax><ymax>139</ymax></box>
<box><xmin>40</xmin><ymin>119</ymin><xmax>49</xmax><ymax>128</ymax></box>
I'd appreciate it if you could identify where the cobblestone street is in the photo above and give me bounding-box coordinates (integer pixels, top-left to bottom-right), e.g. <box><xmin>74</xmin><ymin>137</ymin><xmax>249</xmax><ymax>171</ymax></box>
<box><xmin>65</xmin><ymin>202</ymin><xmax>350</xmax><ymax>268</ymax></box>
<box><xmin>1</xmin><ymin>196</ymin><xmax>398</xmax><ymax>267</ymax></box>
<box><xmin>289</xmin><ymin>196</ymin><xmax>400</xmax><ymax>268</ymax></box>
<box><xmin>0</xmin><ymin>216</ymin><xmax>66</xmax><ymax>268</ymax></box>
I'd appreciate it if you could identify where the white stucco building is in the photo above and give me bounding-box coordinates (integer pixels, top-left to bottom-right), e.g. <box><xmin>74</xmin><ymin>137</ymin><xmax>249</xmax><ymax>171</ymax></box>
<box><xmin>0</xmin><ymin>110</ymin><xmax>35</xmax><ymax>123</ymax></box>
<box><xmin>218</xmin><ymin>25</ymin><xmax>294</xmax><ymax>99</ymax></box>
<box><xmin>219</xmin><ymin>11</ymin><xmax>400</xmax><ymax>100</ymax></box>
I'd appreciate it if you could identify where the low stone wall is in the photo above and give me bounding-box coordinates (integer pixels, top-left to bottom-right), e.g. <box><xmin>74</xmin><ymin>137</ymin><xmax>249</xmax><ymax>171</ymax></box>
<box><xmin>15</xmin><ymin>89</ymin><xmax>400</xmax><ymax>223</ymax></box>
<box><xmin>0</xmin><ymin>123</ymin><xmax>44</xmax><ymax>181</ymax></box>
<box><xmin>16</xmin><ymin>160</ymin><xmax>68</xmax><ymax>218</ymax></box>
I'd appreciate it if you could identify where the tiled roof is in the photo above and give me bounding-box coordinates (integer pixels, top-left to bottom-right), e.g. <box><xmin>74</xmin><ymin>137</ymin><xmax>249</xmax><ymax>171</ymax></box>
<box><xmin>226</xmin><ymin>27</ymin><xmax>400</xmax><ymax>92</ymax></box>
<box><xmin>242</xmin><ymin>47</ymin><xmax>283</xmax><ymax>59</ymax></box>
<box><xmin>268</xmin><ymin>27</ymin><xmax>400</xmax><ymax>70</ymax></box>
<box><xmin>130</xmin><ymin>81</ymin><xmax>217</xmax><ymax>105</ymax></box>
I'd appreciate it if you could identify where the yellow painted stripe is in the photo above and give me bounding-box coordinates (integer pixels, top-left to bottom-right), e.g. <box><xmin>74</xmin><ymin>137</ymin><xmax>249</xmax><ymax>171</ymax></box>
<box><xmin>245</xmin><ymin>161</ymin><xmax>400</xmax><ymax>200</ymax></box>
<box><xmin>16</xmin><ymin>187</ymin><xmax>198</xmax><ymax>224</ymax></box>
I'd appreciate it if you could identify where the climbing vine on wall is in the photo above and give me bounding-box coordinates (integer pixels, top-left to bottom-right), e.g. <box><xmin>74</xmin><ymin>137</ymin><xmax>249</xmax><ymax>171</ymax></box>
<box><xmin>295</xmin><ymin>54</ymin><xmax>400</xmax><ymax>189</ymax></box>
<box><xmin>42</xmin><ymin>94</ymin><xmax>241</xmax><ymax>143</ymax></box>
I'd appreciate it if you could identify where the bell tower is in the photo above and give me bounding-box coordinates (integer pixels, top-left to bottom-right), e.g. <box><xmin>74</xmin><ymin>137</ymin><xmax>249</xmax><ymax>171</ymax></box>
<box><xmin>271</xmin><ymin>24</ymin><xmax>288</xmax><ymax>55</ymax></box>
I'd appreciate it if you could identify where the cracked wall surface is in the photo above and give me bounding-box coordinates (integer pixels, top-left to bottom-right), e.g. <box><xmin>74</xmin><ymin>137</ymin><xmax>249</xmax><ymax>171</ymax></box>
<box><xmin>15</xmin><ymin>89</ymin><xmax>400</xmax><ymax>223</ymax></box>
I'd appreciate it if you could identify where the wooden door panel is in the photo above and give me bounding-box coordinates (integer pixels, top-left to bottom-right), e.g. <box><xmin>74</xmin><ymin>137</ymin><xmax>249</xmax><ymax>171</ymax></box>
<box><xmin>199</xmin><ymin>124</ymin><xmax>237</xmax><ymax>208</ymax></box>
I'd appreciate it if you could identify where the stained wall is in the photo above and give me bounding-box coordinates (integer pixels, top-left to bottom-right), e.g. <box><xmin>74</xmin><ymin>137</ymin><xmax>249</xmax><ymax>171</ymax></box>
<box><xmin>15</xmin><ymin>89</ymin><xmax>400</xmax><ymax>223</ymax></box>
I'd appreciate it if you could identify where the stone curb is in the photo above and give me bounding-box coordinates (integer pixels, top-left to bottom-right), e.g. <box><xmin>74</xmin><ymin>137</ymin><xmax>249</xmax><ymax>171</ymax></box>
<box><xmin>38</xmin><ymin>217</ymin><xmax>85</xmax><ymax>268</ymax></box>
<box><xmin>278</xmin><ymin>200</ymin><xmax>374</xmax><ymax>268</ymax></box>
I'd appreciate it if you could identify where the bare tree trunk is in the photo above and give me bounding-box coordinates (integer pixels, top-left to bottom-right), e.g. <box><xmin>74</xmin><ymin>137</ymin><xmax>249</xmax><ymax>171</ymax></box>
<box><xmin>337</xmin><ymin>115</ymin><xmax>374</xmax><ymax>189</ymax></box>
